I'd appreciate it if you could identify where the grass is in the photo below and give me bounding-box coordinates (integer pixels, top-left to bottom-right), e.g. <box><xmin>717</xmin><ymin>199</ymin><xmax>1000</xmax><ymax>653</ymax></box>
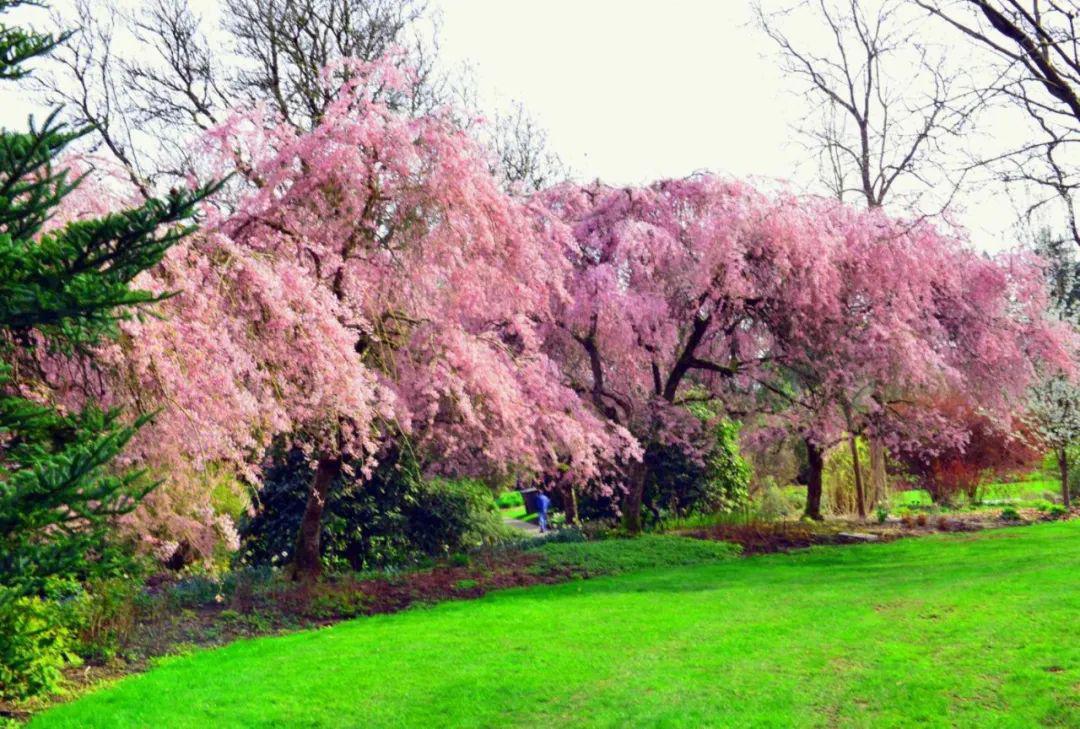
<box><xmin>32</xmin><ymin>522</ymin><xmax>1080</xmax><ymax>728</ymax></box>
<box><xmin>534</xmin><ymin>534</ymin><xmax>741</xmax><ymax>575</ymax></box>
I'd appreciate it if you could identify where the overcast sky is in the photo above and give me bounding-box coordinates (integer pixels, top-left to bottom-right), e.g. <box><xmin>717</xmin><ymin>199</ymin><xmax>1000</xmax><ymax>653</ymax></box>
<box><xmin>2</xmin><ymin>0</ymin><xmax>1044</xmax><ymax>251</ymax></box>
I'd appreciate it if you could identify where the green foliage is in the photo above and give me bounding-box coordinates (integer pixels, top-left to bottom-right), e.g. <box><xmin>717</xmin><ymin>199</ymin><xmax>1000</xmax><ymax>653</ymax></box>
<box><xmin>875</xmin><ymin>503</ymin><xmax>889</xmax><ymax>524</ymax></box>
<box><xmin>0</xmin><ymin>1</ymin><xmax>215</xmax><ymax>698</ymax></box>
<box><xmin>0</xmin><ymin>595</ymin><xmax>73</xmax><ymax>701</ymax></box>
<box><xmin>64</xmin><ymin>578</ymin><xmax>142</xmax><ymax>663</ymax></box>
<box><xmin>754</xmin><ymin>478</ymin><xmax>797</xmax><ymax>522</ymax></box>
<box><xmin>642</xmin><ymin>416</ymin><xmax>750</xmax><ymax>524</ymax></box>
<box><xmin>239</xmin><ymin>445</ymin><xmax>506</xmax><ymax>572</ymax></box>
<box><xmin>494</xmin><ymin>490</ymin><xmax>523</xmax><ymax>509</ymax></box>
<box><xmin>1000</xmin><ymin>507</ymin><xmax>1021</xmax><ymax>522</ymax></box>
<box><xmin>822</xmin><ymin>438</ymin><xmax>868</xmax><ymax>514</ymax></box>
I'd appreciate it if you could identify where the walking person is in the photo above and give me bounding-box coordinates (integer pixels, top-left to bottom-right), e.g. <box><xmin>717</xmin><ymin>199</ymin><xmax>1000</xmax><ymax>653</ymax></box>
<box><xmin>536</xmin><ymin>491</ymin><xmax>551</xmax><ymax>533</ymax></box>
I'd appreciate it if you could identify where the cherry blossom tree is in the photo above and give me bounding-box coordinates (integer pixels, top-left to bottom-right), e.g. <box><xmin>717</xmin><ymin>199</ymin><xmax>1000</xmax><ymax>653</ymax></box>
<box><xmin>540</xmin><ymin>178</ymin><xmax>1073</xmax><ymax>525</ymax></box>
<box><xmin>538</xmin><ymin>177</ymin><xmax>851</xmax><ymax>530</ymax></box>
<box><xmin>46</xmin><ymin>57</ymin><xmax>630</xmax><ymax>573</ymax></box>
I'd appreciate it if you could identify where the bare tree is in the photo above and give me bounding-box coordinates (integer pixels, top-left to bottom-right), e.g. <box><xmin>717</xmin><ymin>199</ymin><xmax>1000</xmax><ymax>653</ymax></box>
<box><xmin>917</xmin><ymin>1</ymin><xmax>1080</xmax><ymax>245</ymax></box>
<box><xmin>222</xmin><ymin>0</ymin><xmax>442</xmax><ymax>127</ymax></box>
<box><xmin>37</xmin><ymin>0</ymin><xmax>442</xmax><ymax>189</ymax></box>
<box><xmin>756</xmin><ymin>0</ymin><xmax>980</xmax><ymax>212</ymax></box>
<box><xmin>488</xmin><ymin>100</ymin><xmax>568</xmax><ymax>192</ymax></box>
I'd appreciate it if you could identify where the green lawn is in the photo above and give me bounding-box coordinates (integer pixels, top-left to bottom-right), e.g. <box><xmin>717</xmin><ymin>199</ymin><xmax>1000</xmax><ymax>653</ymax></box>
<box><xmin>33</xmin><ymin>522</ymin><xmax>1080</xmax><ymax>728</ymax></box>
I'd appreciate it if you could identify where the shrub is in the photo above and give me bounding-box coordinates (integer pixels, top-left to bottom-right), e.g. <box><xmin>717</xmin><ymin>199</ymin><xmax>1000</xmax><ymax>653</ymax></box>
<box><xmin>239</xmin><ymin>445</ymin><xmax>506</xmax><ymax>572</ymax></box>
<box><xmin>1048</xmin><ymin>504</ymin><xmax>1068</xmax><ymax>518</ymax></box>
<box><xmin>875</xmin><ymin>504</ymin><xmax>889</xmax><ymax>524</ymax></box>
<box><xmin>822</xmin><ymin>439</ymin><xmax>869</xmax><ymax>515</ymax></box>
<box><xmin>896</xmin><ymin>395</ymin><xmax>1043</xmax><ymax>504</ymax></box>
<box><xmin>495</xmin><ymin>491</ymin><xmax>524</xmax><ymax>509</ymax></box>
<box><xmin>915</xmin><ymin>513</ymin><xmax>929</xmax><ymax>527</ymax></box>
<box><xmin>1000</xmin><ymin>507</ymin><xmax>1022</xmax><ymax>522</ymax></box>
<box><xmin>640</xmin><ymin>417</ymin><xmax>750</xmax><ymax>524</ymax></box>
<box><xmin>66</xmin><ymin>578</ymin><xmax>142</xmax><ymax>663</ymax></box>
<box><xmin>0</xmin><ymin>596</ymin><xmax>74</xmax><ymax>701</ymax></box>
<box><xmin>756</xmin><ymin>480</ymin><xmax>795</xmax><ymax>522</ymax></box>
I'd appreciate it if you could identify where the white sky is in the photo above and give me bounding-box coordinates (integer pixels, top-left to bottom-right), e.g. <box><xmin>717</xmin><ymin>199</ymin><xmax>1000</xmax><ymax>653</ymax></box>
<box><xmin>0</xmin><ymin>0</ymin><xmax>1046</xmax><ymax>251</ymax></box>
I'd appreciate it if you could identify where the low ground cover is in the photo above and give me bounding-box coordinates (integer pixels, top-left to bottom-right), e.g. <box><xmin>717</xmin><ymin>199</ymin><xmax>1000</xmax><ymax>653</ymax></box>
<box><xmin>29</xmin><ymin>522</ymin><xmax>1080</xmax><ymax>728</ymax></box>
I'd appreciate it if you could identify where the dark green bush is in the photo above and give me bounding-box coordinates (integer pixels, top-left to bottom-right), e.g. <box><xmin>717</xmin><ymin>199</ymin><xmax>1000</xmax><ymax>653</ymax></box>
<box><xmin>238</xmin><ymin>445</ymin><xmax>506</xmax><ymax>572</ymax></box>
<box><xmin>1000</xmin><ymin>506</ymin><xmax>1022</xmax><ymax>522</ymax></box>
<box><xmin>642</xmin><ymin>418</ymin><xmax>750</xmax><ymax>524</ymax></box>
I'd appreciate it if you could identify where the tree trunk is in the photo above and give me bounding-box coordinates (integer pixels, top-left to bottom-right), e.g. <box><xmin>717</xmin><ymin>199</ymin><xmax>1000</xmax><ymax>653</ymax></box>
<box><xmin>804</xmin><ymin>438</ymin><xmax>824</xmax><ymax>521</ymax></box>
<box><xmin>869</xmin><ymin>437</ymin><xmax>887</xmax><ymax>508</ymax></box>
<box><xmin>622</xmin><ymin>461</ymin><xmax>647</xmax><ymax>534</ymax></box>
<box><xmin>292</xmin><ymin>457</ymin><xmax>341</xmax><ymax>580</ymax></box>
<box><xmin>1058</xmin><ymin>446</ymin><xmax>1071</xmax><ymax>509</ymax></box>
<box><xmin>848</xmin><ymin>434</ymin><xmax>867</xmax><ymax>519</ymax></box>
<box><xmin>566</xmin><ymin>484</ymin><xmax>579</xmax><ymax>525</ymax></box>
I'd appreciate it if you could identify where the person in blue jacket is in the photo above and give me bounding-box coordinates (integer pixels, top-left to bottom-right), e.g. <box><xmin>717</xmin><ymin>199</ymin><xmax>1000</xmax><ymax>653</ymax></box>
<box><xmin>536</xmin><ymin>491</ymin><xmax>552</xmax><ymax>533</ymax></box>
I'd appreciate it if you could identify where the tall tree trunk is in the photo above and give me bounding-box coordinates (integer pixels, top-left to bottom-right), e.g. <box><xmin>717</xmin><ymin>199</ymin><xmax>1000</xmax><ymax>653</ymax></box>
<box><xmin>1058</xmin><ymin>446</ymin><xmax>1071</xmax><ymax>509</ymax></box>
<box><xmin>869</xmin><ymin>437</ymin><xmax>887</xmax><ymax>508</ymax></box>
<box><xmin>622</xmin><ymin>461</ymin><xmax>647</xmax><ymax>534</ymax></box>
<box><xmin>848</xmin><ymin>434</ymin><xmax>867</xmax><ymax>519</ymax></box>
<box><xmin>566</xmin><ymin>484</ymin><xmax>579</xmax><ymax>525</ymax></box>
<box><xmin>804</xmin><ymin>438</ymin><xmax>824</xmax><ymax>521</ymax></box>
<box><xmin>292</xmin><ymin>457</ymin><xmax>341</xmax><ymax>580</ymax></box>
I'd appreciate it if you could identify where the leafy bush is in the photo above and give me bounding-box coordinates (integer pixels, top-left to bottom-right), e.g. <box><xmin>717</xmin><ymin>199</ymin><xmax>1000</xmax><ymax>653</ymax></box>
<box><xmin>641</xmin><ymin>417</ymin><xmax>750</xmax><ymax>524</ymax></box>
<box><xmin>0</xmin><ymin>595</ymin><xmax>73</xmax><ymax>701</ymax></box>
<box><xmin>756</xmin><ymin>480</ymin><xmax>796</xmax><ymax>521</ymax></box>
<box><xmin>822</xmin><ymin>439</ymin><xmax>868</xmax><ymax>515</ymax></box>
<box><xmin>1000</xmin><ymin>507</ymin><xmax>1022</xmax><ymax>522</ymax></box>
<box><xmin>66</xmin><ymin>578</ymin><xmax>142</xmax><ymax>663</ymax></box>
<box><xmin>238</xmin><ymin>446</ymin><xmax>506</xmax><ymax>572</ymax></box>
<box><xmin>495</xmin><ymin>491</ymin><xmax>524</xmax><ymax>509</ymax></box>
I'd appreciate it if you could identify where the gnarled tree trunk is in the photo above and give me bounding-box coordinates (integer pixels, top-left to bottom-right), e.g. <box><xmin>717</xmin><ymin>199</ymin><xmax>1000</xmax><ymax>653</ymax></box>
<box><xmin>292</xmin><ymin>457</ymin><xmax>342</xmax><ymax>580</ymax></box>
<box><xmin>804</xmin><ymin>438</ymin><xmax>824</xmax><ymax>521</ymax></box>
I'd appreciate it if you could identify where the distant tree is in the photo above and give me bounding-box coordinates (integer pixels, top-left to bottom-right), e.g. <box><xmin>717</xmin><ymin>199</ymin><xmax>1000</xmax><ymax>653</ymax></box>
<box><xmin>1030</xmin><ymin>227</ymin><xmax>1080</xmax><ymax>507</ymax></box>
<box><xmin>488</xmin><ymin>100</ymin><xmax>568</xmax><ymax>192</ymax></box>
<box><xmin>1030</xmin><ymin>376</ymin><xmax>1080</xmax><ymax>508</ymax></box>
<box><xmin>38</xmin><ymin>0</ymin><xmax>441</xmax><ymax>191</ymax></box>
<box><xmin>756</xmin><ymin>0</ymin><xmax>978</xmax><ymax>211</ymax></box>
<box><xmin>539</xmin><ymin>178</ymin><xmax>1069</xmax><ymax>527</ymax></box>
<box><xmin>0</xmin><ymin>0</ymin><xmax>213</xmax><ymax>698</ymax></box>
